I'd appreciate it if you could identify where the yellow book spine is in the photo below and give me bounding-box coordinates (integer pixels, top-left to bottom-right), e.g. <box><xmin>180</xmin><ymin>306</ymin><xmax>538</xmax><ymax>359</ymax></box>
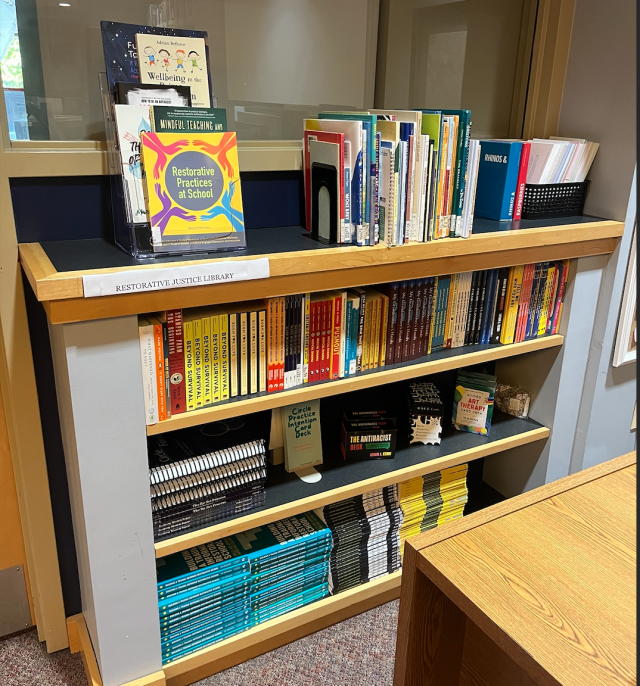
<box><xmin>201</xmin><ymin>316</ymin><xmax>212</xmax><ymax>406</ymax></box>
<box><xmin>361</xmin><ymin>298</ymin><xmax>373</xmax><ymax>371</ymax></box>
<box><xmin>303</xmin><ymin>293</ymin><xmax>310</xmax><ymax>383</ymax></box>
<box><xmin>500</xmin><ymin>265</ymin><xmax>525</xmax><ymax>344</ymax></box>
<box><xmin>229</xmin><ymin>314</ymin><xmax>238</xmax><ymax>398</ymax></box>
<box><xmin>219</xmin><ymin>314</ymin><xmax>229</xmax><ymax>400</ymax></box>
<box><xmin>379</xmin><ymin>294</ymin><xmax>389</xmax><ymax>367</ymax></box>
<box><xmin>193</xmin><ymin>319</ymin><xmax>203</xmax><ymax>408</ymax></box>
<box><xmin>183</xmin><ymin>320</ymin><xmax>195</xmax><ymax>411</ymax></box>
<box><xmin>259</xmin><ymin>309</ymin><xmax>267</xmax><ymax>393</ymax></box>
<box><xmin>538</xmin><ymin>265</ymin><xmax>555</xmax><ymax>336</ymax></box>
<box><xmin>250</xmin><ymin>311</ymin><xmax>258</xmax><ymax>395</ymax></box>
<box><xmin>436</xmin><ymin>119</ymin><xmax>450</xmax><ymax>238</ymax></box>
<box><xmin>240</xmin><ymin>312</ymin><xmax>248</xmax><ymax>396</ymax></box>
<box><xmin>370</xmin><ymin>296</ymin><xmax>381</xmax><ymax>369</ymax></box>
<box><xmin>211</xmin><ymin>314</ymin><xmax>220</xmax><ymax>403</ymax></box>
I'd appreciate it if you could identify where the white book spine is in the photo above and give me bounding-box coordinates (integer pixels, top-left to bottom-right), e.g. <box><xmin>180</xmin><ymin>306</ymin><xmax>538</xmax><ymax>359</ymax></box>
<box><xmin>343</xmin><ymin>141</ymin><xmax>352</xmax><ymax>243</ymax></box>
<box><xmin>139</xmin><ymin>322</ymin><xmax>158</xmax><ymax>425</ymax></box>
<box><xmin>418</xmin><ymin>134</ymin><xmax>430</xmax><ymax>242</ymax></box>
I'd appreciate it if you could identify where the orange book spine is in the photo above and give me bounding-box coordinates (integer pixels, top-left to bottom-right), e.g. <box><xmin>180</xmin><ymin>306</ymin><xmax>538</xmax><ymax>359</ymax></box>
<box><xmin>153</xmin><ymin>322</ymin><xmax>167</xmax><ymax>422</ymax></box>
<box><xmin>267</xmin><ymin>299</ymin><xmax>277</xmax><ymax>393</ymax></box>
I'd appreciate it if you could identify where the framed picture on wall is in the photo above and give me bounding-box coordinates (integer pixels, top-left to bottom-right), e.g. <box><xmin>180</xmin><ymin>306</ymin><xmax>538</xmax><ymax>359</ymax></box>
<box><xmin>613</xmin><ymin>228</ymin><xmax>636</xmax><ymax>367</ymax></box>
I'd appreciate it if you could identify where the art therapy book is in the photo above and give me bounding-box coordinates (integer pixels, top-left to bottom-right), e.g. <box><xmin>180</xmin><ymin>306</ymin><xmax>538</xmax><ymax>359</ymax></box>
<box><xmin>140</xmin><ymin>132</ymin><xmax>246</xmax><ymax>253</ymax></box>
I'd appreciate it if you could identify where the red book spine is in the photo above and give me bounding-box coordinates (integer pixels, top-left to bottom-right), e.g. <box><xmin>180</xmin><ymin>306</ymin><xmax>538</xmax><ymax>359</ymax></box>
<box><xmin>515</xmin><ymin>265</ymin><xmax>534</xmax><ymax>343</ymax></box>
<box><xmin>330</xmin><ymin>295</ymin><xmax>341</xmax><ymax>379</ymax></box>
<box><xmin>267</xmin><ymin>299</ymin><xmax>277</xmax><ymax>393</ymax></box>
<box><xmin>513</xmin><ymin>142</ymin><xmax>531</xmax><ymax>221</ymax></box>
<box><xmin>166</xmin><ymin>309</ymin><xmax>186</xmax><ymax>415</ymax></box>
<box><xmin>309</xmin><ymin>301</ymin><xmax>318</xmax><ymax>381</ymax></box>
<box><xmin>321</xmin><ymin>300</ymin><xmax>330</xmax><ymax>380</ymax></box>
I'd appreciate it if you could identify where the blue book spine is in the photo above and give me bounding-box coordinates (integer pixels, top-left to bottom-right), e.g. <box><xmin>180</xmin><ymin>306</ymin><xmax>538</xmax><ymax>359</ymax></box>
<box><xmin>352</xmin><ymin>148</ymin><xmax>363</xmax><ymax>244</ymax></box>
<box><xmin>474</xmin><ymin>142</ymin><xmax>523</xmax><ymax>221</ymax></box>
<box><xmin>480</xmin><ymin>270</ymin><xmax>498</xmax><ymax>344</ymax></box>
<box><xmin>344</xmin><ymin>299</ymin><xmax>353</xmax><ymax>377</ymax></box>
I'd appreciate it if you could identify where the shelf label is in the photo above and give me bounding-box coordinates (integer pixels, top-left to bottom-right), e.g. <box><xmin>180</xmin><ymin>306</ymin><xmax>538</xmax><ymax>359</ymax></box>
<box><xmin>82</xmin><ymin>258</ymin><xmax>270</xmax><ymax>298</ymax></box>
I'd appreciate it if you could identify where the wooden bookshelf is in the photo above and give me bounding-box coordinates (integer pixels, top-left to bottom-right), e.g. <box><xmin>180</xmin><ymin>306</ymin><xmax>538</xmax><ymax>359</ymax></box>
<box><xmin>28</xmin><ymin>215</ymin><xmax>623</xmax><ymax>686</ymax></box>
<box><xmin>148</xmin><ymin>335</ymin><xmax>563</xmax><ymax>434</ymax></box>
<box><xmin>19</xmin><ymin>218</ymin><xmax>623</xmax><ymax>324</ymax></box>
<box><xmin>154</xmin><ymin>414</ymin><xmax>549</xmax><ymax>557</ymax></box>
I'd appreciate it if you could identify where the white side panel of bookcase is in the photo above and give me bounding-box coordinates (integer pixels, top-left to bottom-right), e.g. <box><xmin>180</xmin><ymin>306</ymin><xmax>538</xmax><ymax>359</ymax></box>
<box><xmin>49</xmin><ymin>316</ymin><xmax>161</xmax><ymax>686</ymax></box>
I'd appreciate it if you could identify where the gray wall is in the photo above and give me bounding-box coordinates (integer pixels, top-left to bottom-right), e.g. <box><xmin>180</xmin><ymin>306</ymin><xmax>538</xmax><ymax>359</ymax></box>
<box><xmin>484</xmin><ymin>0</ymin><xmax>636</xmax><ymax>495</ymax></box>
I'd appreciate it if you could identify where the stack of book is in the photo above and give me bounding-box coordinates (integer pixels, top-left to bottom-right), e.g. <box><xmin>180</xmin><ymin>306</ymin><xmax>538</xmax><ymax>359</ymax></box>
<box><xmin>148</xmin><ymin>429</ymin><xmax>268</xmax><ymax>539</ymax></box>
<box><xmin>157</xmin><ymin>511</ymin><xmax>331</xmax><ymax>663</ymax></box>
<box><xmin>475</xmin><ymin>138</ymin><xmax>599</xmax><ymax>221</ymax></box>
<box><xmin>321</xmin><ymin>485</ymin><xmax>403</xmax><ymax>594</ymax></box>
<box><xmin>139</xmin><ymin>261</ymin><xmax>569</xmax><ymax>424</ymax></box>
<box><xmin>398</xmin><ymin>464</ymin><xmax>469</xmax><ymax>551</ymax></box>
<box><xmin>303</xmin><ymin>109</ymin><xmax>481</xmax><ymax>246</ymax></box>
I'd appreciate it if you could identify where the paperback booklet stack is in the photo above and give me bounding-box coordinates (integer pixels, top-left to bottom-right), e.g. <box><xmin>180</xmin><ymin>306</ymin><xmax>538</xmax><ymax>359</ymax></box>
<box><xmin>321</xmin><ymin>485</ymin><xmax>403</xmax><ymax>594</ymax></box>
<box><xmin>148</xmin><ymin>429</ymin><xmax>268</xmax><ymax>539</ymax></box>
<box><xmin>156</xmin><ymin>511</ymin><xmax>331</xmax><ymax>663</ymax></box>
<box><xmin>398</xmin><ymin>464</ymin><xmax>469</xmax><ymax>551</ymax></box>
<box><xmin>303</xmin><ymin>109</ymin><xmax>481</xmax><ymax>246</ymax></box>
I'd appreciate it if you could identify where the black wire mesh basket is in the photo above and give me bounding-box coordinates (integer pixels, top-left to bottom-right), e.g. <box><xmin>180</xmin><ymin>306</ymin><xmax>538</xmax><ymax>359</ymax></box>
<box><xmin>521</xmin><ymin>181</ymin><xmax>590</xmax><ymax>219</ymax></box>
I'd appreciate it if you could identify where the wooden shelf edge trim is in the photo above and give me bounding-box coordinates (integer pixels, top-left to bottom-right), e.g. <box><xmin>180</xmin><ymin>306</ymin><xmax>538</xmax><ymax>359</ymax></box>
<box><xmin>148</xmin><ymin>336</ymin><xmax>564</xmax><ymax>434</ymax></box>
<box><xmin>154</xmin><ymin>426</ymin><xmax>549</xmax><ymax>558</ymax></box>
<box><xmin>20</xmin><ymin>220</ymin><xmax>623</xmax><ymax>307</ymax></box>
<box><xmin>163</xmin><ymin>570</ymin><xmax>402</xmax><ymax>686</ymax></box>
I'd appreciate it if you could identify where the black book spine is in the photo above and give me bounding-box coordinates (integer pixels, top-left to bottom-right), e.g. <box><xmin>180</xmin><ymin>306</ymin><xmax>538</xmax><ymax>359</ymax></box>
<box><xmin>403</xmin><ymin>281</ymin><xmax>416</xmax><ymax>361</ymax></box>
<box><xmin>421</xmin><ymin>279</ymin><xmax>435</xmax><ymax>355</ymax></box>
<box><xmin>395</xmin><ymin>282</ymin><xmax>408</xmax><ymax>362</ymax></box>
<box><xmin>386</xmin><ymin>284</ymin><xmax>399</xmax><ymax>365</ymax></box>
<box><xmin>355</xmin><ymin>290</ymin><xmax>367</xmax><ymax>372</ymax></box>
<box><xmin>490</xmin><ymin>268</ymin><xmax>511</xmax><ymax>344</ymax></box>
<box><xmin>411</xmin><ymin>279</ymin><xmax>424</xmax><ymax>360</ymax></box>
<box><xmin>464</xmin><ymin>272</ymin><xmax>478</xmax><ymax>346</ymax></box>
<box><xmin>473</xmin><ymin>270</ymin><xmax>488</xmax><ymax>345</ymax></box>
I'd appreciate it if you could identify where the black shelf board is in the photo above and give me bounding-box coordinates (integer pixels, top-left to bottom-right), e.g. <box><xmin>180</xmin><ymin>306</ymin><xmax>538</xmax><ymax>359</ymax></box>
<box><xmin>154</xmin><ymin>412</ymin><xmax>545</xmax><ymax>546</ymax></box>
<box><xmin>36</xmin><ymin>215</ymin><xmax>605</xmax><ymax>274</ymax></box>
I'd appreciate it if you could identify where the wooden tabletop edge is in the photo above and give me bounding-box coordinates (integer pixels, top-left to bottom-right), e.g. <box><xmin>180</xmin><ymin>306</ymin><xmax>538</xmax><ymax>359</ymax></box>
<box><xmin>406</xmin><ymin>450</ymin><xmax>636</xmax><ymax>556</ymax></box>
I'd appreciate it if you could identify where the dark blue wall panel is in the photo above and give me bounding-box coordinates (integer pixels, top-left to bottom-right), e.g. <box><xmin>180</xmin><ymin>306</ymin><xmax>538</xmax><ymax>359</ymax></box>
<box><xmin>11</xmin><ymin>171</ymin><xmax>305</xmax><ymax>244</ymax></box>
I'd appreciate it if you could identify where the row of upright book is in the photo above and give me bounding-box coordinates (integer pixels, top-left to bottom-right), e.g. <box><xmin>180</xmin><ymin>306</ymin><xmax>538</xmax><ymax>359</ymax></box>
<box><xmin>157</xmin><ymin>463</ymin><xmax>469</xmax><ymax>662</ymax></box>
<box><xmin>304</xmin><ymin>109</ymin><xmax>480</xmax><ymax>246</ymax></box>
<box><xmin>138</xmin><ymin>261</ymin><xmax>570</xmax><ymax>425</ymax></box>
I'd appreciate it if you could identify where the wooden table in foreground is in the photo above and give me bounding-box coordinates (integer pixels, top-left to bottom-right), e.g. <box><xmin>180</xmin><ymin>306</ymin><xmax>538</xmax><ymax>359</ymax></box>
<box><xmin>394</xmin><ymin>451</ymin><xmax>636</xmax><ymax>686</ymax></box>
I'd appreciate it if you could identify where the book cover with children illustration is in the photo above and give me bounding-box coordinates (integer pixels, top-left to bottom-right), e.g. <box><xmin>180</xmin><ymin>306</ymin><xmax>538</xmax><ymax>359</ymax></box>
<box><xmin>136</xmin><ymin>34</ymin><xmax>211</xmax><ymax>108</ymax></box>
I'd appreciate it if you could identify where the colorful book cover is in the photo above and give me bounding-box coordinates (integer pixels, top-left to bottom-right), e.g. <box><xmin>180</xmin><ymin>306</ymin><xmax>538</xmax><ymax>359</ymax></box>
<box><xmin>114</xmin><ymin>104</ymin><xmax>151</xmax><ymax>224</ymax></box>
<box><xmin>452</xmin><ymin>370</ymin><xmax>497</xmax><ymax>435</ymax></box>
<box><xmin>140</xmin><ymin>132</ymin><xmax>246</xmax><ymax>254</ymax></box>
<box><xmin>100</xmin><ymin>21</ymin><xmax>211</xmax><ymax>92</ymax></box>
<box><xmin>136</xmin><ymin>33</ymin><xmax>211</xmax><ymax>108</ymax></box>
<box><xmin>151</xmin><ymin>106</ymin><xmax>227</xmax><ymax>133</ymax></box>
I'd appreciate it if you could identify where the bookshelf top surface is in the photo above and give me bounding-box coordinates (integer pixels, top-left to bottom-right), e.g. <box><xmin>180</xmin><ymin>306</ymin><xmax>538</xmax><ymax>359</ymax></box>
<box><xmin>19</xmin><ymin>216</ymin><xmax>623</xmax><ymax>324</ymax></box>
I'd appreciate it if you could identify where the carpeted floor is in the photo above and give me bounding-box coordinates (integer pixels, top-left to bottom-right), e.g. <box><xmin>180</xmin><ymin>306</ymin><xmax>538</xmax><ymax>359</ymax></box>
<box><xmin>0</xmin><ymin>600</ymin><xmax>399</xmax><ymax>686</ymax></box>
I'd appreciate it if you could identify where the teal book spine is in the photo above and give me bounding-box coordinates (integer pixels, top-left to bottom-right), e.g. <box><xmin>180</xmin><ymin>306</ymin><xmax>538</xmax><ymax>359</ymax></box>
<box><xmin>431</xmin><ymin>277</ymin><xmax>451</xmax><ymax>350</ymax></box>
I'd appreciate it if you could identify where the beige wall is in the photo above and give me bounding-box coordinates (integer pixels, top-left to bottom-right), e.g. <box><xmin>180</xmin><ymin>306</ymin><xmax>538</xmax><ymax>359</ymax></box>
<box><xmin>557</xmin><ymin>0</ymin><xmax>636</xmax><ymax>221</ymax></box>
